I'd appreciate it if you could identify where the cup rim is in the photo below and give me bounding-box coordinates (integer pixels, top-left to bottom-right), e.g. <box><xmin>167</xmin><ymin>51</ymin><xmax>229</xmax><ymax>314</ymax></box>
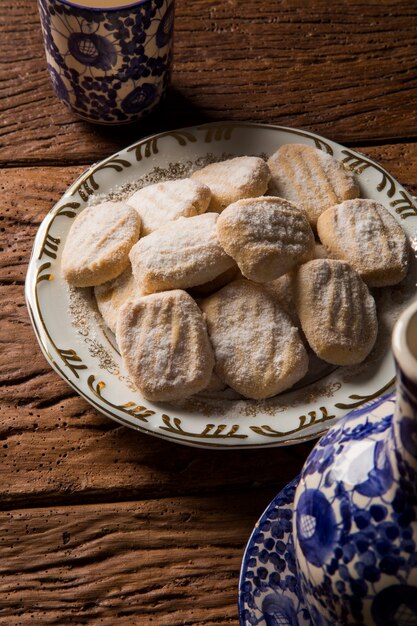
<box><xmin>58</xmin><ymin>0</ymin><xmax>152</xmax><ymax>11</ymax></box>
<box><xmin>392</xmin><ymin>298</ymin><xmax>417</xmax><ymax>383</ymax></box>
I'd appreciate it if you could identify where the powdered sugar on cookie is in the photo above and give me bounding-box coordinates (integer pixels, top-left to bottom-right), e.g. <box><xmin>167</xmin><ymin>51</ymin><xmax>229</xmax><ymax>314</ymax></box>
<box><xmin>317</xmin><ymin>199</ymin><xmax>409</xmax><ymax>286</ymax></box>
<box><xmin>127</xmin><ymin>178</ymin><xmax>211</xmax><ymax>235</ymax></box>
<box><xmin>216</xmin><ymin>196</ymin><xmax>315</xmax><ymax>282</ymax></box>
<box><xmin>201</xmin><ymin>279</ymin><xmax>308</xmax><ymax>399</ymax></box>
<box><xmin>62</xmin><ymin>200</ymin><xmax>140</xmax><ymax>287</ymax></box>
<box><xmin>294</xmin><ymin>259</ymin><xmax>378</xmax><ymax>365</ymax></box>
<box><xmin>129</xmin><ymin>212</ymin><xmax>235</xmax><ymax>293</ymax></box>
<box><xmin>116</xmin><ymin>290</ymin><xmax>214</xmax><ymax>401</ymax></box>
<box><xmin>268</xmin><ymin>144</ymin><xmax>359</xmax><ymax>227</ymax></box>
<box><xmin>62</xmin><ymin>148</ymin><xmax>410</xmax><ymax>405</ymax></box>
<box><xmin>191</xmin><ymin>156</ymin><xmax>270</xmax><ymax>212</ymax></box>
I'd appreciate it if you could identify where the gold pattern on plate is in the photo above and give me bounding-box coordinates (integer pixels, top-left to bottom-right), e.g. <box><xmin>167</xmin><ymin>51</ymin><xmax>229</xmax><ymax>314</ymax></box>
<box><xmin>87</xmin><ymin>375</ymin><xmax>155</xmax><ymax>422</ymax></box>
<box><xmin>38</xmin><ymin>201</ymin><xmax>81</xmax><ymax>261</ymax></box>
<box><xmin>313</xmin><ymin>137</ymin><xmax>334</xmax><ymax>155</ymax></box>
<box><xmin>39</xmin><ymin>233</ymin><xmax>60</xmax><ymax>261</ymax></box>
<box><xmin>54</xmin><ymin>201</ymin><xmax>82</xmax><ymax>219</ymax></box>
<box><xmin>196</xmin><ymin>121</ymin><xmax>335</xmax><ymax>156</ymax></box>
<box><xmin>198</xmin><ymin>123</ymin><xmax>236</xmax><ymax>144</ymax></box>
<box><xmin>341</xmin><ymin>149</ymin><xmax>417</xmax><ymax>219</ymax></box>
<box><xmin>70</xmin><ymin>155</ymin><xmax>131</xmax><ymax>202</ymax></box>
<box><xmin>74</xmin><ymin>176</ymin><xmax>99</xmax><ymax>202</ymax></box>
<box><xmin>340</xmin><ymin>151</ymin><xmax>372</xmax><ymax>176</ymax></box>
<box><xmin>36</xmin><ymin>262</ymin><xmax>53</xmax><ymax>284</ymax></box>
<box><xmin>250</xmin><ymin>406</ymin><xmax>335</xmax><ymax>438</ymax></box>
<box><xmin>28</xmin><ymin>122</ymin><xmax>417</xmax><ymax>447</ymax></box>
<box><xmin>334</xmin><ymin>377</ymin><xmax>395</xmax><ymax>409</ymax></box>
<box><xmin>28</xmin><ymin>300</ymin><xmax>155</xmax><ymax>437</ymax></box>
<box><xmin>84</xmin><ymin>337</ymin><xmax>120</xmax><ymax>376</ymax></box>
<box><xmin>57</xmin><ymin>348</ymin><xmax>88</xmax><ymax>379</ymax></box>
<box><xmin>127</xmin><ymin>130</ymin><xmax>197</xmax><ymax>162</ymax></box>
<box><xmin>159</xmin><ymin>415</ymin><xmax>247</xmax><ymax>439</ymax></box>
<box><xmin>390</xmin><ymin>191</ymin><xmax>417</xmax><ymax>220</ymax></box>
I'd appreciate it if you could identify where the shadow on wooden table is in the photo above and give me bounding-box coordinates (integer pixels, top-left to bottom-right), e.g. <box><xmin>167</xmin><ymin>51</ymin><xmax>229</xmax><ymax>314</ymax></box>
<box><xmin>75</xmin><ymin>86</ymin><xmax>217</xmax><ymax>152</ymax></box>
<box><xmin>56</xmin><ymin>418</ymin><xmax>314</xmax><ymax>508</ymax></box>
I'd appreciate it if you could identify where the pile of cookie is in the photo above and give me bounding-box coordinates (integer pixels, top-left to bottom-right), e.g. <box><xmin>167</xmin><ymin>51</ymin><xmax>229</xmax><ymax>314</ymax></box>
<box><xmin>61</xmin><ymin>144</ymin><xmax>409</xmax><ymax>402</ymax></box>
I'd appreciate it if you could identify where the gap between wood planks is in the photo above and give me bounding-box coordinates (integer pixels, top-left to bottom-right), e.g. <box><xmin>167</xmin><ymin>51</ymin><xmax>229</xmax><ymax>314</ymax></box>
<box><xmin>0</xmin><ymin>485</ymin><xmax>278</xmax><ymax>515</ymax></box>
<box><xmin>0</xmin><ymin>490</ymin><xmax>269</xmax><ymax>625</ymax></box>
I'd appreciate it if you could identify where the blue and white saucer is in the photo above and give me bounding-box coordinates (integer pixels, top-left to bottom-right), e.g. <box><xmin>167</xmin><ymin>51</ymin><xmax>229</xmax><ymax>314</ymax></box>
<box><xmin>239</xmin><ymin>476</ymin><xmax>313</xmax><ymax>626</ymax></box>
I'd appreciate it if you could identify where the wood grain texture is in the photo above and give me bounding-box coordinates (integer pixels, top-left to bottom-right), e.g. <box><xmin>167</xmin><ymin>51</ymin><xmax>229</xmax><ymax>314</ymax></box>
<box><xmin>4</xmin><ymin>4</ymin><xmax>417</xmax><ymax>622</ymax></box>
<box><xmin>2</xmin><ymin>0</ymin><xmax>417</xmax><ymax>164</ymax></box>
<box><xmin>0</xmin><ymin>166</ymin><xmax>310</xmax><ymax>509</ymax></box>
<box><xmin>1</xmin><ymin>143</ymin><xmax>417</xmax><ymax>510</ymax></box>
<box><xmin>0</xmin><ymin>491</ymin><xmax>273</xmax><ymax>624</ymax></box>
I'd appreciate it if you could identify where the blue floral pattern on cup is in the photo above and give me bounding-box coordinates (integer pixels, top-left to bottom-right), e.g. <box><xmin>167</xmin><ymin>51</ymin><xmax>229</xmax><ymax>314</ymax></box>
<box><xmin>37</xmin><ymin>0</ymin><xmax>174</xmax><ymax>123</ymax></box>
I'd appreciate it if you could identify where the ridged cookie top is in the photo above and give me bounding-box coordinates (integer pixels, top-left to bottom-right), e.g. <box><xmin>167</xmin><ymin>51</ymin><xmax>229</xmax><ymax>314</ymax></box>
<box><xmin>61</xmin><ymin>201</ymin><xmax>141</xmax><ymax>287</ymax></box>
<box><xmin>129</xmin><ymin>212</ymin><xmax>235</xmax><ymax>293</ymax></box>
<box><xmin>116</xmin><ymin>290</ymin><xmax>214</xmax><ymax>401</ymax></box>
<box><xmin>267</xmin><ymin>144</ymin><xmax>359</xmax><ymax>227</ymax></box>
<box><xmin>201</xmin><ymin>279</ymin><xmax>308</xmax><ymax>399</ymax></box>
<box><xmin>317</xmin><ymin>199</ymin><xmax>409</xmax><ymax>287</ymax></box>
<box><xmin>294</xmin><ymin>259</ymin><xmax>378</xmax><ymax>365</ymax></box>
<box><xmin>127</xmin><ymin>178</ymin><xmax>211</xmax><ymax>235</ymax></box>
<box><xmin>216</xmin><ymin>197</ymin><xmax>315</xmax><ymax>282</ymax></box>
<box><xmin>94</xmin><ymin>266</ymin><xmax>145</xmax><ymax>334</ymax></box>
<box><xmin>191</xmin><ymin>156</ymin><xmax>271</xmax><ymax>212</ymax></box>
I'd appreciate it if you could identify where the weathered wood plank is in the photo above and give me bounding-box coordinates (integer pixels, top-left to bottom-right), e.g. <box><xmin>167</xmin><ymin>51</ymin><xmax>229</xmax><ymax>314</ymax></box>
<box><xmin>0</xmin><ymin>182</ymin><xmax>309</xmax><ymax>509</ymax></box>
<box><xmin>2</xmin><ymin>1</ymin><xmax>417</xmax><ymax>164</ymax></box>
<box><xmin>0</xmin><ymin>491</ymin><xmax>271</xmax><ymax>624</ymax></box>
<box><xmin>0</xmin><ymin>342</ymin><xmax>309</xmax><ymax>508</ymax></box>
<box><xmin>1</xmin><ymin>142</ymin><xmax>416</xmax><ymax>507</ymax></box>
<box><xmin>0</xmin><ymin>164</ymin><xmax>310</xmax><ymax>508</ymax></box>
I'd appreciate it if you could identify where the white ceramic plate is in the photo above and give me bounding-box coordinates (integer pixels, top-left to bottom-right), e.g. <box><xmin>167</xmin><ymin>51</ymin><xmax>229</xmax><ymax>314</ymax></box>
<box><xmin>25</xmin><ymin>122</ymin><xmax>417</xmax><ymax>449</ymax></box>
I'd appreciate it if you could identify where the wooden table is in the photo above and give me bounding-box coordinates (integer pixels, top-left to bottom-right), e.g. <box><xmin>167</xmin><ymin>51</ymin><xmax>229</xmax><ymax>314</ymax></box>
<box><xmin>2</xmin><ymin>1</ymin><xmax>417</xmax><ymax>623</ymax></box>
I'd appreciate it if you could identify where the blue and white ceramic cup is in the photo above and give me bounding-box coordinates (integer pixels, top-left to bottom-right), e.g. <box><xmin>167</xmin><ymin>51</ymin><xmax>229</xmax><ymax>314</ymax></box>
<box><xmin>37</xmin><ymin>0</ymin><xmax>174</xmax><ymax>124</ymax></box>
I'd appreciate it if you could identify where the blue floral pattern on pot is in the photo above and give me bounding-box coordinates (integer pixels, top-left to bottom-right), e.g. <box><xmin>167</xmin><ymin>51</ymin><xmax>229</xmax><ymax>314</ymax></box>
<box><xmin>37</xmin><ymin>0</ymin><xmax>174</xmax><ymax>123</ymax></box>
<box><xmin>239</xmin><ymin>476</ymin><xmax>314</xmax><ymax>626</ymax></box>
<box><xmin>293</xmin><ymin>382</ymin><xmax>417</xmax><ymax>626</ymax></box>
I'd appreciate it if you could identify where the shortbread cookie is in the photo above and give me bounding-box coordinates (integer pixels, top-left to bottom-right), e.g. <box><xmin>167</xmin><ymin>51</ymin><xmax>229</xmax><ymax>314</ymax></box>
<box><xmin>117</xmin><ymin>290</ymin><xmax>214</xmax><ymax>401</ymax></box>
<box><xmin>293</xmin><ymin>259</ymin><xmax>378</xmax><ymax>365</ymax></box>
<box><xmin>62</xmin><ymin>201</ymin><xmax>141</xmax><ymax>287</ymax></box>
<box><xmin>188</xmin><ymin>264</ymin><xmax>239</xmax><ymax>297</ymax></box>
<box><xmin>94</xmin><ymin>266</ymin><xmax>145</xmax><ymax>334</ymax></box>
<box><xmin>268</xmin><ymin>144</ymin><xmax>359</xmax><ymax>227</ymax></box>
<box><xmin>263</xmin><ymin>273</ymin><xmax>298</xmax><ymax>324</ymax></box>
<box><xmin>191</xmin><ymin>156</ymin><xmax>270</xmax><ymax>213</ymax></box>
<box><xmin>201</xmin><ymin>279</ymin><xmax>308</xmax><ymax>399</ymax></box>
<box><xmin>127</xmin><ymin>178</ymin><xmax>211</xmax><ymax>235</ymax></box>
<box><xmin>129</xmin><ymin>213</ymin><xmax>235</xmax><ymax>293</ymax></box>
<box><xmin>317</xmin><ymin>199</ymin><xmax>409</xmax><ymax>287</ymax></box>
<box><xmin>216</xmin><ymin>197</ymin><xmax>315</xmax><ymax>282</ymax></box>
